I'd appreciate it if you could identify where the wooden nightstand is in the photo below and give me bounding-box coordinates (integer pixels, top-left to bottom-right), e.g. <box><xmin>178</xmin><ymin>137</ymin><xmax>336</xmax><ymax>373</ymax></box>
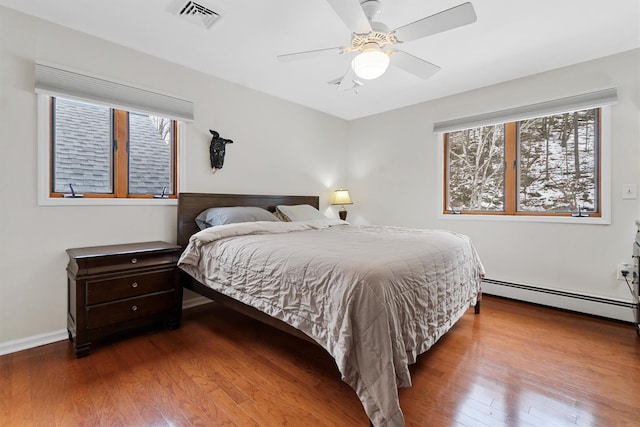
<box><xmin>66</xmin><ymin>241</ymin><xmax>183</xmax><ymax>358</ymax></box>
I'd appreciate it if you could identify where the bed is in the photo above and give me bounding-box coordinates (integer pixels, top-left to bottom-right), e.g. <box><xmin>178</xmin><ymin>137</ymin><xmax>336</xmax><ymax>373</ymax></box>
<box><xmin>176</xmin><ymin>192</ymin><xmax>484</xmax><ymax>427</ymax></box>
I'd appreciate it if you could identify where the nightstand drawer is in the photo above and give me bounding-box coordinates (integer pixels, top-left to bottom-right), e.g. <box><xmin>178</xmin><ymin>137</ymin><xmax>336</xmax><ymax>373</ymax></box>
<box><xmin>86</xmin><ymin>269</ymin><xmax>175</xmax><ymax>305</ymax></box>
<box><xmin>86</xmin><ymin>291</ymin><xmax>176</xmax><ymax>329</ymax></box>
<box><xmin>80</xmin><ymin>252</ymin><xmax>176</xmax><ymax>275</ymax></box>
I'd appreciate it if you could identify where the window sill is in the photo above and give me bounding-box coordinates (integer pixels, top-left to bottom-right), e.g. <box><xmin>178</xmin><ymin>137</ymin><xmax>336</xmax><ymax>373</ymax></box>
<box><xmin>437</xmin><ymin>212</ymin><xmax>610</xmax><ymax>225</ymax></box>
<box><xmin>38</xmin><ymin>197</ymin><xmax>178</xmax><ymax>207</ymax></box>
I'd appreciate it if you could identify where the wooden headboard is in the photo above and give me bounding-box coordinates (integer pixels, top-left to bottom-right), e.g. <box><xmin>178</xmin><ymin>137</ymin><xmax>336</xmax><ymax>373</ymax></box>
<box><xmin>177</xmin><ymin>192</ymin><xmax>320</xmax><ymax>248</ymax></box>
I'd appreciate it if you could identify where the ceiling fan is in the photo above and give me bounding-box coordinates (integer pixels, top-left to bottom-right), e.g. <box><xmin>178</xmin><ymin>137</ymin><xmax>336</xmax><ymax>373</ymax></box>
<box><xmin>277</xmin><ymin>0</ymin><xmax>477</xmax><ymax>91</ymax></box>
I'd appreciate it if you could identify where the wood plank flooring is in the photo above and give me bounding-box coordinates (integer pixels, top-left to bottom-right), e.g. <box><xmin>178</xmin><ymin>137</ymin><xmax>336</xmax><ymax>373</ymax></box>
<box><xmin>1</xmin><ymin>295</ymin><xmax>638</xmax><ymax>426</ymax></box>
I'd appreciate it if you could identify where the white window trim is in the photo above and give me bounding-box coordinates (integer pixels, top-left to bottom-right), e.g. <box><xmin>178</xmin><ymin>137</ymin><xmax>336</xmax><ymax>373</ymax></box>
<box><xmin>436</xmin><ymin>106</ymin><xmax>611</xmax><ymax>225</ymax></box>
<box><xmin>37</xmin><ymin>95</ymin><xmax>186</xmax><ymax>206</ymax></box>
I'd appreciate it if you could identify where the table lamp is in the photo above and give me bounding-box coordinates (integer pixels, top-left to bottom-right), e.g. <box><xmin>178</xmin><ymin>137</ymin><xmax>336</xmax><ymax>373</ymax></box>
<box><xmin>331</xmin><ymin>189</ymin><xmax>353</xmax><ymax>220</ymax></box>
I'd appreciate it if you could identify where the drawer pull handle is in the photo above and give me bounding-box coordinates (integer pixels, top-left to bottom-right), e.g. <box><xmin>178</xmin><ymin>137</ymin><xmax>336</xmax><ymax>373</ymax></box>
<box><xmin>131</xmin><ymin>305</ymin><xmax>138</xmax><ymax>312</ymax></box>
<box><xmin>131</xmin><ymin>258</ymin><xmax>138</xmax><ymax>264</ymax></box>
<box><xmin>131</xmin><ymin>282</ymin><xmax>138</xmax><ymax>288</ymax></box>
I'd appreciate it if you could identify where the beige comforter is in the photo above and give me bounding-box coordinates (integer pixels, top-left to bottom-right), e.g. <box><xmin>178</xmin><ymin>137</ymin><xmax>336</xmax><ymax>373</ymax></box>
<box><xmin>178</xmin><ymin>219</ymin><xmax>484</xmax><ymax>426</ymax></box>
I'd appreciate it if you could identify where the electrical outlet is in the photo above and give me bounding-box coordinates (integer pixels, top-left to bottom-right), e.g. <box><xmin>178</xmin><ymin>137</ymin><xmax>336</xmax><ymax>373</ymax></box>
<box><xmin>617</xmin><ymin>262</ymin><xmax>631</xmax><ymax>280</ymax></box>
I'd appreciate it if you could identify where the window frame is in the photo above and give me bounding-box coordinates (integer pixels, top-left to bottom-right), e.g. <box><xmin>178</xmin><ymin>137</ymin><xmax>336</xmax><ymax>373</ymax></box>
<box><xmin>437</xmin><ymin>107</ymin><xmax>611</xmax><ymax>225</ymax></box>
<box><xmin>38</xmin><ymin>95</ymin><xmax>185</xmax><ymax>206</ymax></box>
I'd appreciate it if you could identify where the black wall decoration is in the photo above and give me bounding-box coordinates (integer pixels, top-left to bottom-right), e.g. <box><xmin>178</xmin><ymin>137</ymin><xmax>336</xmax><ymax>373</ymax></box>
<box><xmin>209</xmin><ymin>129</ymin><xmax>234</xmax><ymax>174</ymax></box>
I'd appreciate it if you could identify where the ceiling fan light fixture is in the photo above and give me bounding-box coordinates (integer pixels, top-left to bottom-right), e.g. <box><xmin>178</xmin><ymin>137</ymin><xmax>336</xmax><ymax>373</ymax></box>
<box><xmin>351</xmin><ymin>44</ymin><xmax>389</xmax><ymax>80</ymax></box>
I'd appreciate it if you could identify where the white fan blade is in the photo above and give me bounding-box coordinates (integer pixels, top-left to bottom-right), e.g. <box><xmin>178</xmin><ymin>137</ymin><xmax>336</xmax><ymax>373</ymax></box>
<box><xmin>391</xmin><ymin>50</ymin><xmax>441</xmax><ymax>79</ymax></box>
<box><xmin>277</xmin><ymin>47</ymin><xmax>344</xmax><ymax>62</ymax></box>
<box><xmin>338</xmin><ymin>67</ymin><xmax>358</xmax><ymax>91</ymax></box>
<box><xmin>393</xmin><ymin>2</ymin><xmax>477</xmax><ymax>43</ymax></box>
<box><xmin>325</xmin><ymin>0</ymin><xmax>372</xmax><ymax>34</ymax></box>
<box><xmin>329</xmin><ymin>66</ymin><xmax>363</xmax><ymax>91</ymax></box>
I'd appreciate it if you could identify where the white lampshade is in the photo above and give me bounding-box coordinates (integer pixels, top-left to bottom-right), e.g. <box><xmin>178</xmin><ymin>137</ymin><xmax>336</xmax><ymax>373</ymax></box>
<box><xmin>351</xmin><ymin>46</ymin><xmax>390</xmax><ymax>80</ymax></box>
<box><xmin>332</xmin><ymin>189</ymin><xmax>353</xmax><ymax>205</ymax></box>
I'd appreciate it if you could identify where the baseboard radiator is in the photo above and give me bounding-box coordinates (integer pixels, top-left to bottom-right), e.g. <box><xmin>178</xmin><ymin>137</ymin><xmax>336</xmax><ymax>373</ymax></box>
<box><xmin>482</xmin><ymin>278</ymin><xmax>635</xmax><ymax>309</ymax></box>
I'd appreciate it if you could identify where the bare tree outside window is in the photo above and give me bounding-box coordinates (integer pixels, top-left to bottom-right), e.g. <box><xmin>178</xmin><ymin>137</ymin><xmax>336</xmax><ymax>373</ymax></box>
<box><xmin>444</xmin><ymin>108</ymin><xmax>600</xmax><ymax>216</ymax></box>
<box><xmin>150</xmin><ymin>116</ymin><xmax>172</xmax><ymax>144</ymax></box>
<box><xmin>518</xmin><ymin>109</ymin><xmax>597</xmax><ymax>212</ymax></box>
<box><xmin>446</xmin><ymin>125</ymin><xmax>505</xmax><ymax>211</ymax></box>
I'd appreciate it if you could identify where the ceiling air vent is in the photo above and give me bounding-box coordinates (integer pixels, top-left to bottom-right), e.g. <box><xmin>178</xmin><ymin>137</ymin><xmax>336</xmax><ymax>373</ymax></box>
<box><xmin>168</xmin><ymin>0</ymin><xmax>220</xmax><ymax>30</ymax></box>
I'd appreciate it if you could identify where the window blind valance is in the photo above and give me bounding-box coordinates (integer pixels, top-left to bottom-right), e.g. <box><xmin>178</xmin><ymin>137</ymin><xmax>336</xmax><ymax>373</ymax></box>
<box><xmin>433</xmin><ymin>88</ymin><xmax>617</xmax><ymax>134</ymax></box>
<box><xmin>34</xmin><ymin>62</ymin><xmax>194</xmax><ymax>122</ymax></box>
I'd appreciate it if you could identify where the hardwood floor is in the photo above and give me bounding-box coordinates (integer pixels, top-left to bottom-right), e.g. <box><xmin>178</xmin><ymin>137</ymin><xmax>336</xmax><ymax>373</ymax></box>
<box><xmin>1</xmin><ymin>295</ymin><xmax>638</xmax><ymax>426</ymax></box>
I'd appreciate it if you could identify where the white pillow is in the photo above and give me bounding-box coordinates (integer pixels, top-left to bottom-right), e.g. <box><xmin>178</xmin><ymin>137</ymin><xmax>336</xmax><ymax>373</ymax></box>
<box><xmin>276</xmin><ymin>204</ymin><xmax>326</xmax><ymax>222</ymax></box>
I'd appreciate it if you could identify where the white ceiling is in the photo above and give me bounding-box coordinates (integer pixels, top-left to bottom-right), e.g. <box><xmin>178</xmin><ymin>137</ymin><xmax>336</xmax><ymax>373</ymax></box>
<box><xmin>1</xmin><ymin>0</ymin><xmax>639</xmax><ymax>120</ymax></box>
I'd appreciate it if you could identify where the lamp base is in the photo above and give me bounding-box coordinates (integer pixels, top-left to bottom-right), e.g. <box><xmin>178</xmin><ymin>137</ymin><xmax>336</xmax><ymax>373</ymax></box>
<box><xmin>339</xmin><ymin>210</ymin><xmax>347</xmax><ymax>221</ymax></box>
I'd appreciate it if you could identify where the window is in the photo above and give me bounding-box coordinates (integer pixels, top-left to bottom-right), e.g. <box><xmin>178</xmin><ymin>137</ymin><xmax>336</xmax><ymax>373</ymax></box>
<box><xmin>444</xmin><ymin>108</ymin><xmax>601</xmax><ymax>217</ymax></box>
<box><xmin>35</xmin><ymin>62</ymin><xmax>193</xmax><ymax>205</ymax></box>
<box><xmin>50</xmin><ymin>97</ymin><xmax>178</xmax><ymax>199</ymax></box>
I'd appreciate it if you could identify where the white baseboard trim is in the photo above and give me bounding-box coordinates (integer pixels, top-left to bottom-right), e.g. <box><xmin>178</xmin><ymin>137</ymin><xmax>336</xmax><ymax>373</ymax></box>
<box><xmin>0</xmin><ymin>329</ymin><xmax>69</xmax><ymax>357</ymax></box>
<box><xmin>0</xmin><ymin>296</ymin><xmax>214</xmax><ymax>357</ymax></box>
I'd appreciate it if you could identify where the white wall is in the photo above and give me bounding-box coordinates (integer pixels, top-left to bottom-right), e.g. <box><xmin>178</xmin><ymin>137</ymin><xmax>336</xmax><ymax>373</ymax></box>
<box><xmin>0</xmin><ymin>6</ymin><xmax>348</xmax><ymax>351</ymax></box>
<box><xmin>347</xmin><ymin>49</ymin><xmax>640</xmax><ymax>321</ymax></box>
